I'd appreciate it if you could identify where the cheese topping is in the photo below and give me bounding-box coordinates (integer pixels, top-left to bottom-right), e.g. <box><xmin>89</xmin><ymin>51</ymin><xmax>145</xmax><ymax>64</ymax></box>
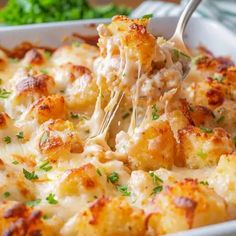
<box><xmin>0</xmin><ymin>16</ymin><xmax>235</xmax><ymax>236</ymax></box>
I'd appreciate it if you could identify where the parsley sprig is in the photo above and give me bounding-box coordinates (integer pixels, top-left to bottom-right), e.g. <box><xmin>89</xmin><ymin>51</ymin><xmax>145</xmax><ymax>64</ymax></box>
<box><xmin>46</xmin><ymin>193</ymin><xmax>58</xmax><ymax>204</ymax></box>
<box><xmin>117</xmin><ymin>185</ymin><xmax>131</xmax><ymax>196</ymax></box>
<box><xmin>152</xmin><ymin>105</ymin><xmax>159</xmax><ymax>120</ymax></box>
<box><xmin>107</xmin><ymin>172</ymin><xmax>119</xmax><ymax>184</ymax></box>
<box><xmin>23</xmin><ymin>168</ymin><xmax>38</xmax><ymax>180</ymax></box>
<box><xmin>39</xmin><ymin>160</ymin><xmax>52</xmax><ymax>172</ymax></box>
<box><xmin>0</xmin><ymin>88</ymin><xmax>11</xmax><ymax>99</ymax></box>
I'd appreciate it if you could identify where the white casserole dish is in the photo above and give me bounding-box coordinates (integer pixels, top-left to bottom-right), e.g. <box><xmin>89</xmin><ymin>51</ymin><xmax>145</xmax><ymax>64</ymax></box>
<box><xmin>0</xmin><ymin>16</ymin><xmax>236</xmax><ymax>236</ymax></box>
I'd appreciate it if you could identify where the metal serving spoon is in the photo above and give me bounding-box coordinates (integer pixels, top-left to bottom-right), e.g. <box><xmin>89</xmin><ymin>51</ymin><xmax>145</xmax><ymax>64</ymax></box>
<box><xmin>149</xmin><ymin>0</ymin><xmax>202</xmax><ymax>77</ymax></box>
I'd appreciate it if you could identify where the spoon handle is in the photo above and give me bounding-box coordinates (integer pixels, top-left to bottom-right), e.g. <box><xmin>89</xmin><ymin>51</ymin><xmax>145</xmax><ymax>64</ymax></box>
<box><xmin>174</xmin><ymin>0</ymin><xmax>202</xmax><ymax>39</ymax></box>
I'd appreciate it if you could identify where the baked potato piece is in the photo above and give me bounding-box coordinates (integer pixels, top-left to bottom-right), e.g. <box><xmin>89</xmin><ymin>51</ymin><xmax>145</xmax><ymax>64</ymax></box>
<box><xmin>117</xmin><ymin>120</ymin><xmax>176</xmax><ymax>171</ymax></box>
<box><xmin>178</xmin><ymin>125</ymin><xmax>234</xmax><ymax>168</ymax></box>
<box><xmin>61</xmin><ymin>197</ymin><xmax>146</xmax><ymax>236</ymax></box>
<box><xmin>209</xmin><ymin>154</ymin><xmax>236</xmax><ymax>205</ymax></box>
<box><xmin>30</xmin><ymin>94</ymin><xmax>66</xmax><ymax>124</ymax></box>
<box><xmin>63</xmin><ymin>64</ymin><xmax>99</xmax><ymax>111</ymax></box>
<box><xmin>0</xmin><ymin>201</ymin><xmax>55</xmax><ymax>236</ymax></box>
<box><xmin>147</xmin><ymin>179</ymin><xmax>228</xmax><ymax>235</ymax></box>
<box><xmin>52</xmin><ymin>43</ymin><xmax>99</xmax><ymax>70</ymax></box>
<box><xmin>57</xmin><ymin>163</ymin><xmax>112</xmax><ymax>199</ymax></box>
<box><xmin>38</xmin><ymin>119</ymin><xmax>83</xmax><ymax>161</ymax></box>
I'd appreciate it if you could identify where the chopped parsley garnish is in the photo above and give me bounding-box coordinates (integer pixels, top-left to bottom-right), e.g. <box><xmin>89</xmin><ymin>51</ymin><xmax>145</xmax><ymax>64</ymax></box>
<box><xmin>192</xmin><ymin>55</ymin><xmax>203</xmax><ymax>65</ymax></box>
<box><xmin>0</xmin><ymin>88</ymin><xmax>11</xmax><ymax>99</ymax></box>
<box><xmin>70</xmin><ymin>112</ymin><xmax>79</xmax><ymax>119</ymax></box>
<box><xmin>152</xmin><ymin>105</ymin><xmax>159</xmax><ymax>120</ymax></box>
<box><xmin>142</xmin><ymin>13</ymin><xmax>153</xmax><ymax>19</ymax></box>
<box><xmin>3</xmin><ymin>191</ymin><xmax>10</xmax><ymax>198</ymax></box>
<box><xmin>26</xmin><ymin>199</ymin><xmax>41</xmax><ymax>207</ymax></box>
<box><xmin>44</xmin><ymin>51</ymin><xmax>52</xmax><ymax>59</ymax></box>
<box><xmin>96</xmin><ymin>169</ymin><xmax>102</xmax><ymax>176</ymax></box>
<box><xmin>199</xmin><ymin>180</ymin><xmax>209</xmax><ymax>186</ymax></box>
<box><xmin>72</xmin><ymin>41</ymin><xmax>81</xmax><ymax>47</ymax></box>
<box><xmin>43</xmin><ymin>214</ymin><xmax>49</xmax><ymax>220</ymax></box>
<box><xmin>196</xmin><ymin>149</ymin><xmax>207</xmax><ymax>159</ymax></box>
<box><xmin>12</xmin><ymin>160</ymin><xmax>19</xmax><ymax>165</ymax></box>
<box><xmin>216</xmin><ymin>115</ymin><xmax>225</xmax><ymax>123</ymax></box>
<box><xmin>46</xmin><ymin>193</ymin><xmax>58</xmax><ymax>204</ymax></box>
<box><xmin>39</xmin><ymin>161</ymin><xmax>52</xmax><ymax>172</ymax></box>
<box><xmin>152</xmin><ymin>185</ymin><xmax>163</xmax><ymax>195</ymax></box>
<box><xmin>16</xmin><ymin>131</ymin><xmax>24</xmax><ymax>139</ymax></box>
<box><xmin>150</xmin><ymin>172</ymin><xmax>163</xmax><ymax>184</ymax></box>
<box><xmin>10</xmin><ymin>58</ymin><xmax>19</xmax><ymax>63</ymax></box>
<box><xmin>117</xmin><ymin>185</ymin><xmax>131</xmax><ymax>196</ymax></box>
<box><xmin>40</xmin><ymin>69</ymin><xmax>48</xmax><ymax>74</ymax></box>
<box><xmin>200</xmin><ymin>126</ymin><xmax>213</xmax><ymax>133</ymax></box>
<box><xmin>3</xmin><ymin>136</ymin><xmax>11</xmax><ymax>144</ymax></box>
<box><xmin>212</xmin><ymin>73</ymin><xmax>224</xmax><ymax>83</ymax></box>
<box><xmin>107</xmin><ymin>172</ymin><xmax>119</xmax><ymax>184</ymax></box>
<box><xmin>23</xmin><ymin>168</ymin><xmax>38</xmax><ymax>180</ymax></box>
<box><xmin>172</xmin><ymin>48</ymin><xmax>190</xmax><ymax>62</ymax></box>
<box><xmin>40</xmin><ymin>131</ymin><xmax>49</xmax><ymax>145</ymax></box>
<box><xmin>122</xmin><ymin>112</ymin><xmax>130</xmax><ymax>119</ymax></box>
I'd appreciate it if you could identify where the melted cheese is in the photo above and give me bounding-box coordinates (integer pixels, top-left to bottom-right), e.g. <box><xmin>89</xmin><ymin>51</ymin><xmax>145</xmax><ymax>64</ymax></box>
<box><xmin>0</xmin><ymin>16</ymin><xmax>235</xmax><ymax>236</ymax></box>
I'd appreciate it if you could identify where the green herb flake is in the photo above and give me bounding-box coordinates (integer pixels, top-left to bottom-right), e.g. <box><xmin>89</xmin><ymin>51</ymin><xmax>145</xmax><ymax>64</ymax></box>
<box><xmin>199</xmin><ymin>180</ymin><xmax>209</xmax><ymax>186</ymax></box>
<box><xmin>117</xmin><ymin>185</ymin><xmax>131</xmax><ymax>196</ymax></box>
<box><xmin>3</xmin><ymin>136</ymin><xmax>11</xmax><ymax>144</ymax></box>
<box><xmin>40</xmin><ymin>131</ymin><xmax>49</xmax><ymax>145</ymax></box>
<box><xmin>0</xmin><ymin>78</ymin><xmax>2</xmax><ymax>85</ymax></box>
<box><xmin>216</xmin><ymin>115</ymin><xmax>225</xmax><ymax>123</ymax></box>
<box><xmin>43</xmin><ymin>214</ymin><xmax>49</xmax><ymax>220</ymax></box>
<box><xmin>196</xmin><ymin>149</ymin><xmax>207</xmax><ymax>159</ymax></box>
<box><xmin>12</xmin><ymin>160</ymin><xmax>19</xmax><ymax>165</ymax></box>
<box><xmin>46</xmin><ymin>193</ymin><xmax>58</xmax><ymax>204</ymax></box>
<box><xmin>192</xmin><ymin>55</ymin><xmax>203</xmax><ymax>65</ymax></box>
<box><xmin>212</xmin><ymin>73</ymin><xmax>225</xmax><ymax>83</ymax></box>
<box><xmin>10</xmin><ymin>58</ymin><xmax>19</xmax><ymax>63</ymax></box>
<box><xmin>142</xmin><ymin>14</ymin><xmax>153</xmax><ymax>19</ymax></box>
<box><xmin>172</xmin><ymin>48</ymin><xmax>190</xmax><ymax>63</ymax></box>
<box><xmin>96</xmin><ymin>169</ymin><xmax>102</xmax><ymax>176</ymax></box>
<box><xmin>70</xmin><ymin>112</ymin><xmax>79</xmax><ymax>119</ymax></box>
<box><xmin>200</xmin><ymin>126</ymin><xmax>213</xmax><ymax>133</ymax></box>
<box><xmin>152</xmin><ymin>185</ymin><xmax>163</xmax><ymax>195</ymax></box>
<box><xmin>40</xmin><ymin>69</ymin><xmax>48</xmax><ymax>74</ymax></box>
<box><xmin>72</xmin><ymin>41</ymin><xmax>81</xmax><ymax>47</ymax></box>
<box><xmin>23</xmin><ymin>168</ymin><xmax>38</xmax><ymax>181</ymax></box>
<box><xmin>44</xmin><ymin>51</ymin><xmax>52</xmax><ymax>59</ymax></box>
<box><xmin>16</xmin><ymin>131</ymin><xmax>24</xmax><ymax>139</ymax></box>
<box><xmin>152</xmin><ymin>105</ymin><xmax>159</xmax><ymax>121</ymax></box>
<box><xmin>39</xmin><ymin>160</ymin><xmax>52</xmax><ymax>172</ymax></box>
<box><xmin>0</xmin><ymin>88</ymin><xmax>11</xmax><ymax>99</ymax></box>
<box><xmin>122</xmin><ymin>112</ymin><xmax>130</xmax><ymax>119</ymax></box>
<box><xmin>3</xmin><ymin>191</ymin><xmax>10</xmax><ymax>198</ymax></box>
<box><xmin>26</xmin><ymin>199</ymin><xmax>41</xmax><ymax>207</ymax></box>
<box><xmin>107</xmin><ymin>172</ymin><xmax>119</xmax><ymax>184</ymax></box>
<box><xmin>149</xmin><ymin>172</ymin><xmax>163</xmax><ymax>184</ymax></box>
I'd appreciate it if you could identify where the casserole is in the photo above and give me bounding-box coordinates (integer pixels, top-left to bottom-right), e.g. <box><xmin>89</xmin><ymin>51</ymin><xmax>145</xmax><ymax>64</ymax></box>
<box><xmin>0</xmin><ymin>16</ymin><xmax>236</xmax><ymax>236</ymax></box>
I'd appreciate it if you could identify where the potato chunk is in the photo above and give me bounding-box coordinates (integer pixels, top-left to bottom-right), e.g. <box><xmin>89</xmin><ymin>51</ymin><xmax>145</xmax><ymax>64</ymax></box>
<box><xmin>147</xmin><ymin>179</ymin><xmax>228</xmax><ymax>235</ymax></box>
<box><xmin>62</xmin><ymin>197</ymin><xmax>146</xmax><ymax>236</ymax></box>
<box><xmin>38</xmin><ymin>119</ymin><xmax>83</xmax><ymax>161</ymax></box>
<box><xmin>30</xmin><ymin>94</ymin><xmax>66</xmax><ymax>123</ymax></box>
<box><xmin>58</xmin><ymin>163</ymin><xmax>112</xmax><ymax>199</ymax></box>
<box><xmin>209</xmin><ymin>154</ymin><xmax>236</xmax><ymax>205</ymax></box>
<box><xmin>178</xmin><ymin>126</ymin><xmax>234</xmax><ymax>168</ymax></box>
<box><xmin>117</xmin><ymin>120</ymin><xmax>176</xmax><ymax>171</ymax></box>
<box><xmin>0</xmin><ymin>201</ymin><xmax>54</xmax><ymax>235</ymax></box>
